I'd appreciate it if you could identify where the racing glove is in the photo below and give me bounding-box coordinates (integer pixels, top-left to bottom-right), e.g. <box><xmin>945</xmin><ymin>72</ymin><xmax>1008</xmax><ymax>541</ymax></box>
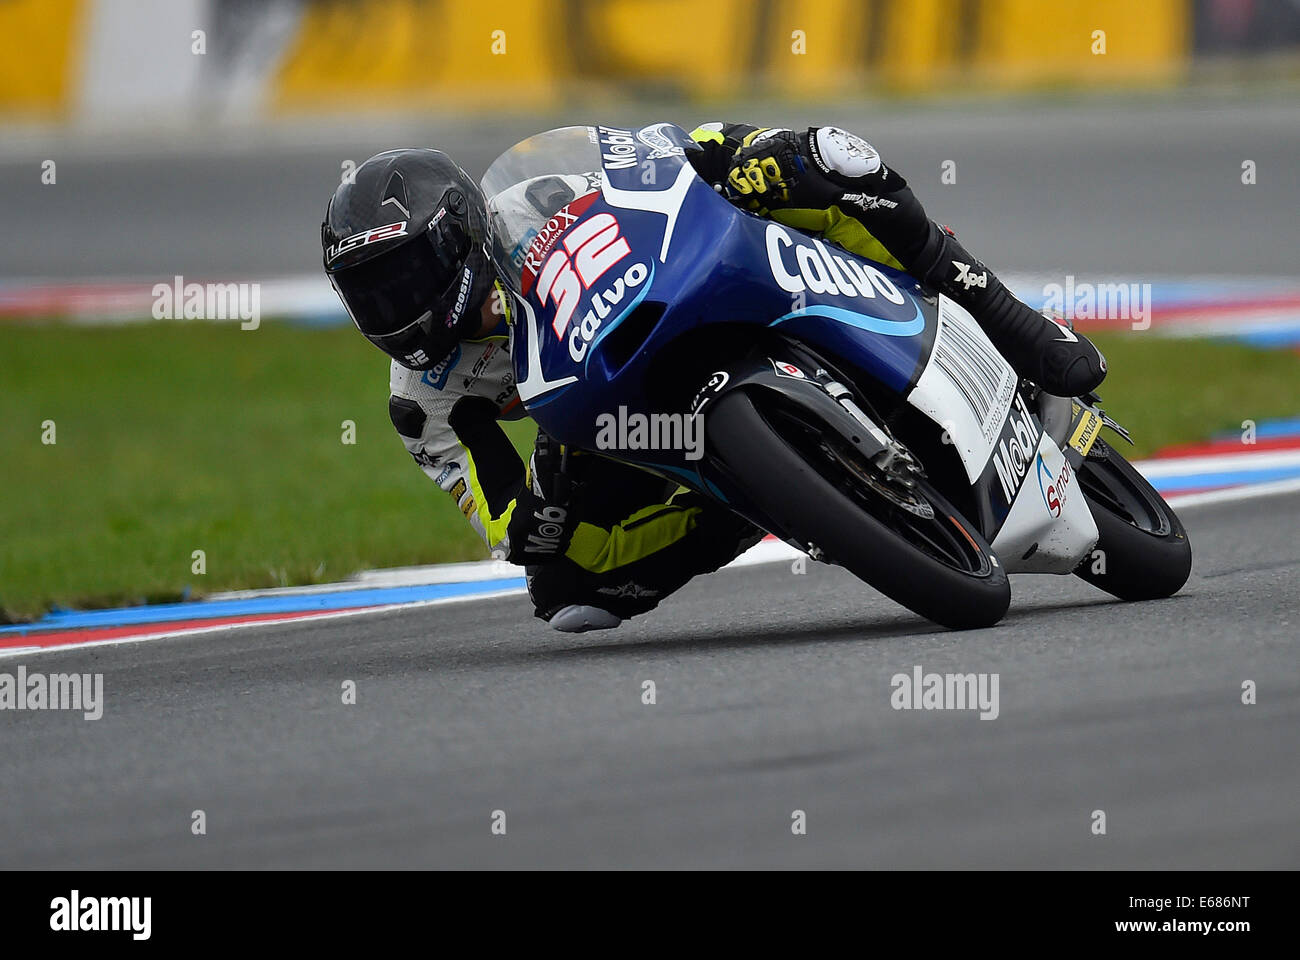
<box><xmin>506</xmin><ymin>430</ymin><xmax>583</xmax><ymax>564</ymax></box>
<box><xmin>725</xmin><ymin>127</ymin><xmax>880</xmax><ymax>212</ymax></box>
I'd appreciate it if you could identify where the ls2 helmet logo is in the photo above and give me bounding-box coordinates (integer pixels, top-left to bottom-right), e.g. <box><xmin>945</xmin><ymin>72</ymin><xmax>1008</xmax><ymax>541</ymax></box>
<box><xmin>326</xmin><ymin>221</ymin><xmax>408</xmax><ymax>264</ymax></box>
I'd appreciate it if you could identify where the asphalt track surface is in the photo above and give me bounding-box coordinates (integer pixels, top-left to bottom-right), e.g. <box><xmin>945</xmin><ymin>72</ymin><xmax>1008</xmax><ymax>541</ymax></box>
<box><xmin>2</xmin><ymin>492</ymin><xmax>1297</xmax><ymax>868</ymax></box>
<box><xmin>2</xmin><ymin>96</ymin><xmax>1299</xmax><ymax>279</ymax></box>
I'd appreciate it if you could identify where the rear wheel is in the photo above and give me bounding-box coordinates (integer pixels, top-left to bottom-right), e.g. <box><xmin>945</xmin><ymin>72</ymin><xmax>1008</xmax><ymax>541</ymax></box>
<box><xmin>1073</xmin><ymin>438</ymin><xmax>1192</xmax><ymax>600</ymax></box>
<box><xmin>706</xmin><ymin>389</ymin><xmax>1010</xmax><ymax>630</ymax></box>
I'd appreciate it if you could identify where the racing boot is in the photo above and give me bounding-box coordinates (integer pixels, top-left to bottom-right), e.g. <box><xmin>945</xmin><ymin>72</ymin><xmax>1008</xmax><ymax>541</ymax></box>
<box><xmin>914</xmin><ymin>224</ymin><xmax>1107</xmax><ymax>398</ymax></box>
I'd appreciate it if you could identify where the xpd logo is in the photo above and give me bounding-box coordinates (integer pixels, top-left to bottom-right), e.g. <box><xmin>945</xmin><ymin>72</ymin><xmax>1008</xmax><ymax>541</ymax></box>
<box><xmin>536</xmin><ymin>211</ymin><xmax>632</xmax><ymax>341</ymax></box>
<box><xmin>952</xmin><ymin>260</ymin><xmax>988</xmax><ymax>290</ymax></box>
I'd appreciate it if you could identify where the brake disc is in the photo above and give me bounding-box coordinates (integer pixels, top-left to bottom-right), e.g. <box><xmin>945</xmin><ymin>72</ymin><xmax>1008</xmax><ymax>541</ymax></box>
<box><xmin>819</xmin><ymin>438</ymin><xmax>936</xmax><ymax>520</ymax></box>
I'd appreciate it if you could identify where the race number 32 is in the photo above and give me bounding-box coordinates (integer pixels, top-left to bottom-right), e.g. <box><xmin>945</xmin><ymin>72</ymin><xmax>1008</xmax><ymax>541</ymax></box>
<box><xmin>535</xmin><ymin>213</ymin><xmax>630</xmax><ymax>339</ymax></box>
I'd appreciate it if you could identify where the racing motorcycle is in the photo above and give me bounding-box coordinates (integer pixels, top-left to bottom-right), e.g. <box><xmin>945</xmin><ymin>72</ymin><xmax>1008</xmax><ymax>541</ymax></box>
<box><xmin>481</xmin><ymin>123</ymin><xmax>1191</xmax><ymax>629</ymax></box>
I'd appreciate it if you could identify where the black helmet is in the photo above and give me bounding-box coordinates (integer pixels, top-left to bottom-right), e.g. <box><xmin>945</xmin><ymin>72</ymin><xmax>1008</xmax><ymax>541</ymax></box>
<box><xmin>322</xmin><ymin>148</ymin><xmax>495</xmax><ymax>369</ymax></box>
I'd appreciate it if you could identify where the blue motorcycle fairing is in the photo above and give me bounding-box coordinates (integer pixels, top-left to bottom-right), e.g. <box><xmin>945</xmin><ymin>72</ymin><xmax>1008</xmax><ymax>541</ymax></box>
<box><xmin>505</xmin><ymin>122</ymin><xmax>939</xmax><ymax>473</ymax></box>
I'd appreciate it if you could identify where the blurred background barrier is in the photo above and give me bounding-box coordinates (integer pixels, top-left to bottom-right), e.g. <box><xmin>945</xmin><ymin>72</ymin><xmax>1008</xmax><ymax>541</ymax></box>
<box><xmin>5</xmin><ymin>0</ymin><xmax>1299</xmax><ymax>125</ymax></box>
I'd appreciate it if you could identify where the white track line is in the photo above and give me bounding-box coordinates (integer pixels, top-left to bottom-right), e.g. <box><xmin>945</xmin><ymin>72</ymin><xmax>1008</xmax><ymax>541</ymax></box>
<box><xmin>0</xmin><ymin>587</ymin><xmax>527</xmax><ymax>660</ymax></box>
<box><xmin>1163</xmin><ymin>475</ymin><xmax>1300</xmax><ymax>508</ymax></box>
<box><xmin>1138</xmin><ymin>449</ymin><xmax>1300</xmax><ymax>477</ymax></box>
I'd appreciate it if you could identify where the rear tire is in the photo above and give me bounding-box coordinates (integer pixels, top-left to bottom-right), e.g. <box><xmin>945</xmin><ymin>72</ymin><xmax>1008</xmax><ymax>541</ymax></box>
<box><xmin>706</xmin><ymin>390</ymin><xmax>1010</xmax><ymax>630</ymax></box>
<box><xmin>1073</xmin><ymin>439</ymin><xmax>1192</xmax><ymax>600</ymax></box>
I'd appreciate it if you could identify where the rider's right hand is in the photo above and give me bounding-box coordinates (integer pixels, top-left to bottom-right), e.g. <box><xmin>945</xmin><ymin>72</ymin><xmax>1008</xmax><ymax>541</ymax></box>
<box><xmin>506</xmin><ymin>431</ymin><xmax>583</xmax><ymax>564</ymax></box>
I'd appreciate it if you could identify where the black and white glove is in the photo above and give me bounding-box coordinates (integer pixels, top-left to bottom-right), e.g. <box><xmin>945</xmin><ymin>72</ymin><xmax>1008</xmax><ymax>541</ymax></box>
<box><xmin>507</xmin><ymin>430</ymin><xmax>583</xmax><ymax>564</ymax></box>
<box><xmin>726</xmin><ymin>127</ymin><xmax>890</xmax><ymax>211</ymax></box>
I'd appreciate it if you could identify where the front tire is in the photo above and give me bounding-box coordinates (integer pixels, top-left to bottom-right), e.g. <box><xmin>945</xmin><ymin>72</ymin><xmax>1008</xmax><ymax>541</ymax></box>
<box><xmin>706</xmin><ymin>389</ymin><xmax>1010</xmax><ymax>630</ymax></box>
<box><xmin>1073</xmin><ymin>439</ymin><xmax>1192</xmax><ymax>600</ymax></box>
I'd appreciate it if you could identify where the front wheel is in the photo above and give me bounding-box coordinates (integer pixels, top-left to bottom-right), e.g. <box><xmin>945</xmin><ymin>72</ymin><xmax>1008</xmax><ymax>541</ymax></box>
<box><xmin>706</xmin><ymin>389</ymin><xmax>1010</xmax><ymax>630</ymax></box>
<box><xmin>1073</xmin><ymin>439</ymin><xmax>1192</xmax><ymax>600</ymax></box>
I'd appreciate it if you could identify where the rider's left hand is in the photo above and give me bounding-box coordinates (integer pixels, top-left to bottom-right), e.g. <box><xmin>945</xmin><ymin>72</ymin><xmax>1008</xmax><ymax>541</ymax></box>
<box><xmin>725</xmin><ymin>129</ymin><xmax>843</xmax><ymax>212</ymax></box>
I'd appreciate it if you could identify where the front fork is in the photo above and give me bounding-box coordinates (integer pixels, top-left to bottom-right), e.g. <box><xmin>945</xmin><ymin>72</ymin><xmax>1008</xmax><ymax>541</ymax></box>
<box><xmin>1035</xmin><ymin>387</ymin><xmax>1132</xmax><ymax>472</ymax></box>
<box><xmin>1034</xmin><ymin>311</ymin><xmax>1132</xmax><ymax>462</ymax></box>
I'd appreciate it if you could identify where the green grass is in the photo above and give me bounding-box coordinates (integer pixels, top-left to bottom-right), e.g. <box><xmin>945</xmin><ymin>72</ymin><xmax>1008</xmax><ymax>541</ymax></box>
<box><xmin>1086</xmin><ymin>332</ymin><xmax>1300</xmax><ymax>459</ymax></box>
<box><xmin>1</xmin><ymin>321</ymin><xmax>536</xmax><ymax>621</ymax></box>
<box><xmin>1</xmin><ymin>323</ymin><xmax>1297</xmax><ymax>620</ymax></box>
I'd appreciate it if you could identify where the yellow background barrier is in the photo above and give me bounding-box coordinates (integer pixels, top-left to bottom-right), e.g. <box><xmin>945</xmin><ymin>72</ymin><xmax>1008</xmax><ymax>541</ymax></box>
<box><xmin>0</xmin><ymin>0</ymin><xmax>85</xmax><ymax>116</ymax></box>
<box><xmin>0</xmin><ymin>0</ymin><xmax>1194</xmax><ymax>119</ymax></box>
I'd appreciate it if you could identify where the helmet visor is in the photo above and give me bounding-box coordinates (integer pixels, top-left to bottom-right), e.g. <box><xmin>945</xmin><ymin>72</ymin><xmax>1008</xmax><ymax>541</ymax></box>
<box><xmin>329</xmin><ymin>217</ymin><xmax>472</xmax><ymax>336</ymax></box>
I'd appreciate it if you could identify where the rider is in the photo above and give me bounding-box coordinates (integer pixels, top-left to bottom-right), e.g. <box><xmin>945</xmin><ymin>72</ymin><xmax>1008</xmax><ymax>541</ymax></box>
<box><xmin>320</xmin><ymin>124</ymin><xmax>1107</xmax><ymax>632</ymax></box>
